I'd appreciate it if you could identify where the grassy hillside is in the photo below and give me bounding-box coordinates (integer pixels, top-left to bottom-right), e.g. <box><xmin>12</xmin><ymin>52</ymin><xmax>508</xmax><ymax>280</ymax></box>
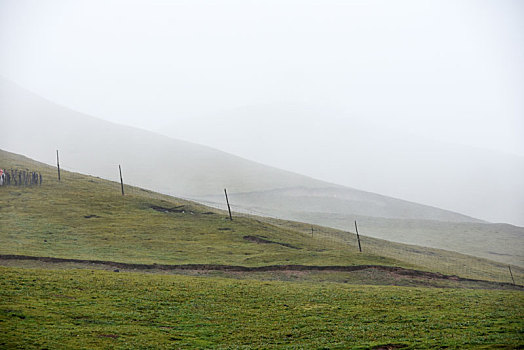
<box><xmin>199</xmin><ymin>190</ymin><xmax>523</xmax><ymax>266</ymax></box>
<box><xmin>1</xmin><ymin>266</ymin><xmax>523</xmax><ymax>349</ymax></box>
<box><xmin>1</xmin><ymin>149</ymin><xmax>523</xmax><ymax>349</ymax></box>
<box><xmin>0</xmin><ymin>149</ymin><xmax>397</xmax><ymax>268</ymax></box>
<box><xmin>1</xmin><ymin>149</ymin><xmax>522</xmax><ymax>284</ymax></box>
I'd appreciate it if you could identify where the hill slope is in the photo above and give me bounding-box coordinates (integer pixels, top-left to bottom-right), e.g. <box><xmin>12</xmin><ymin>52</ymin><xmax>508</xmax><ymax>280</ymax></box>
<box><xmin>1</xmin><ymin>77</ymin><xmax>522</xmax><ymax>266</ymax></box>
<box><xmin>0</xmin><ymin>149</ymin><xmax>521</xmax><ymax>283</ymax></box>
<box><xmin>198</xmin><ymin>188</ymin><xmax>524</xmax><ymax>266</ymax></box>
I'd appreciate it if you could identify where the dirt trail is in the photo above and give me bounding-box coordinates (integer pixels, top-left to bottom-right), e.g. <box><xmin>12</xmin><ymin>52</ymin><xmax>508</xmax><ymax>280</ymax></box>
<box><xmin>1</xmin><ymin>254</ymin><xmax>521</xmax><ymax>290</ymax></box>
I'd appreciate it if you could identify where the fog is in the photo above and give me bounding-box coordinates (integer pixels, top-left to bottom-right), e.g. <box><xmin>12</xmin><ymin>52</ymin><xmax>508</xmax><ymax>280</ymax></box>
<box><xmin>1</xmin><ymin>0</ymin><xmax>523</xmax><ymax>225</ymax></box>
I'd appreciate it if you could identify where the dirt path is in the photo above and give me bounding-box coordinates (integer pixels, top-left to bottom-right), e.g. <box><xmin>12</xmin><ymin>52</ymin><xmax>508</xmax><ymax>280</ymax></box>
<box><xmin>1</xmin><ymin>254</ymin><xmax>521</xmax><ymax>290</ymax></box>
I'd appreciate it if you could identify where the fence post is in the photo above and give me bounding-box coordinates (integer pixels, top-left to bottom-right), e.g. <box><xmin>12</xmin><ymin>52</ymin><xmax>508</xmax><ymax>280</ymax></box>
<box><xmin>224</xmin><ymin>188</ymin><xmax>233</xmax><ymax>221</ymax></box>
<box><xmin>508</xmin><ymin>265</ymin><xmax>516</xmax><ymax>285</ymax></box>
<box><xmin>56</xmin><ymin>150</ymin><xmax>61</xmax><ymax>181</ymax></box>
<box><xmin>119</xmin><ymin>165</ymin><xmax>125</xmax><ymax>196</ymax></box>
<box><xmin>354</xmin><ymin>220</ymin><xmax>362</xmax><ymax>252</ymax></box>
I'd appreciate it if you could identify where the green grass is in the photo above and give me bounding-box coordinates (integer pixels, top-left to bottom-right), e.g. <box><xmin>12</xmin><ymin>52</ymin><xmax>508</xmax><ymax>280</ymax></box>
<box><xmin>1</xmin><ymin>266</ymin><xmax>522</xmax><ymax>349</ymax></box>
<box><xmin>249</xmin><ymin>216</ymin><xmax>524</xmax><ymax>284</ymax></box>
<box><xmin>0</xmin><ymin>150</ymin><xmax>400</xmax><ymax>267</ymax></box>
<box><xmin>1</xmin><ymin>150</ymin><xmax>524</xmax><ymax>349</ymax></box>
<box><xmin>1</xmin><ymin>149</ymin><xmax>522</xmax><ymax>283</ymax></box>
<box><xmin>211</xmin><ymin>190</ymin><xmax>524</xmax><ymax>266</ymax></box>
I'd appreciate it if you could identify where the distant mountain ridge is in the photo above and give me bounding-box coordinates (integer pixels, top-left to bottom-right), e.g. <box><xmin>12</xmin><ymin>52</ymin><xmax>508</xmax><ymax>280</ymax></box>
<box><xmin>0</xmin><ymin>77</ymin><xmax>329</xmax><ymax>196</ymax></box>
<box><xmin>200</xmin><ymin>186</ymin><xmax>483</xmax><ymax>223</ymax></box>
<box><xmin>157</xmin><ymin>103</ymin><xmax>524</xmax><ymax>226</ymax></box>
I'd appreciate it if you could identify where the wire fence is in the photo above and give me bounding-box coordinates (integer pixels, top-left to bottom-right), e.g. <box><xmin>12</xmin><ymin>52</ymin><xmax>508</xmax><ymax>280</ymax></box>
<box><xmin>176</xmin><ymin>196</ymin><xmax>522</xmax><ymax>285</ymax></box>
<box><xmin>6</xmin><ymin>154</ymin><xmax>521</xmax><ymax>286</ymax></box>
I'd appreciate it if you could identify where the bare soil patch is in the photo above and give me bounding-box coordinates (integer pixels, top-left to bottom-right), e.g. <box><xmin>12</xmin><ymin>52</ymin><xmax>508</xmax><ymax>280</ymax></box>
<box><xmin>149</xmin><ymin>205</ymin><xmax>185</xmax><ymax>213</ymax></box>
<box><xmin>243</xmin><ymin>235</ymin><xmax>300</xmax><ymax>249</ymax></box>
<box><xmin>83</xmin><ymin>215</ymin><xmax>101</xmax><ymax>219</ymax></box>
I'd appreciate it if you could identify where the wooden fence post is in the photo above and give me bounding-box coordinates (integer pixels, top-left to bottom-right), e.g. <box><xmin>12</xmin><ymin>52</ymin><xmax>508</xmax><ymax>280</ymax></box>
<box><xmin>224</xmin><ymin>188</ymin><xmax>232</xmax><ymax>221</ymax></box>
<box><xmin>354</xmin><ymin>220</ymin><xmax>362</xmax><ymax>252</ymax></box>
<box><xmin>56</xmin><ymin>150</ymin><xmax>61</xmax><ymax>181</ymax></box>
<box><xmin>119</xmin><ymin>165</ymin><xmax>124</xmax><ymax>196</ymax></box>
<box><xmin>509</xmin><ymin>265</ymin><xmax>515</xmax><ymax>285</ymax></box>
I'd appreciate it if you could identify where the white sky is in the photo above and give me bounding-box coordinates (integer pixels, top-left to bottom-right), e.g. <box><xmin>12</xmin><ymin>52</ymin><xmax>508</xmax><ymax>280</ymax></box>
<box><xmin>1</xmin><ymin>0</ymin><xmax>523</xmax><ymax>156</ymax></box>
<box><xmin>1</xmin><ymin>0</ymin><xmax>524</xmax><ymax>224</ymax></box>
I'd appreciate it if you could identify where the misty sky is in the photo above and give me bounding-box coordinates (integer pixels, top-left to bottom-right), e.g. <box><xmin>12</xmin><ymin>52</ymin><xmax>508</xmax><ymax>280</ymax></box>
<box><xmin>1</xmin><ymin>0</ymin><xmax>523</xmax><ymax>155</ymax></box>
<box><xmin>1</xmin><ymin>0</ymin><xmax>524</xmax><ymax>224</ymax></box>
